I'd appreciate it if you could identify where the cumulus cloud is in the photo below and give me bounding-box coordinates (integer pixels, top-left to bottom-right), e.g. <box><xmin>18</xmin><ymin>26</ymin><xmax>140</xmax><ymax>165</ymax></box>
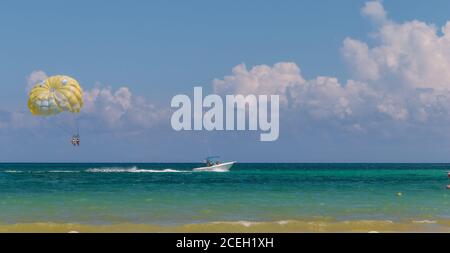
<box><xmin>12</xmin><ymin>1</ymin><xmax>450</xmax><ymax>138</ymax></box>
<box><xmin>213</xmin><ymin>1</ymin><xmax>450</xmax><ymax>132</ymax></box>
<box><xmin>343</xmin><ymin>21</ymin><xmax>450</xmax><ymax>91</ymax></box>
<box><xmin>213</xmin><ymin>62</ymin><xmax>379</xmax><ymax>125</ymax></box>
<box><xmin>376</xmin><ymin>97</ymin><xmax>409</xmax><ymax>121</ymax></box>
<box><xmin>84</xmin><ymin>86</ymin><xmax>132</xmax><ymax>124</ymax></box>
<box><xmin>341</xmin><ymin>38</ymin><xmax>380</xmax><ymax>81</ymax></box>
<box><xmin>83</xmin><ymin>85</ymin><xmax>166</xmax><ymax>130</ymax></box>
<box><xmin>342</xmin><ymin>1</ymin><xmax>450</xmax><ymax>122</ymax></box>
<box><xmin>4</xmin><ymin>71</ymin><xmax>166</xmax><ymax>134</ymax></box>
<box><xmin>26</xmin><ymin>70</ymin><xmax>47</xmax><ymax>92</ymax></box>
<box><xmin>293</xmin><ymin>78</ymin><xmax>378</xmax><ymax>121</ymax></box>
<box><xmin>1</xmin><ymin>70</ymin><xmax>48</xmax><ymax>131</ymax></box>
<box><xmin>213</xmin><ymin>62</ymin><xmax>304</xmax><ymax>106</ymax></box>
<box><xmin>361</xmin><ymin>0</ymin><xmax>388</xmax><ymax>24</ymax></box>
<box><xmin>0</xmin><ymin>109</ymin><xmax>43</xmax><ymax>134</ymax></box>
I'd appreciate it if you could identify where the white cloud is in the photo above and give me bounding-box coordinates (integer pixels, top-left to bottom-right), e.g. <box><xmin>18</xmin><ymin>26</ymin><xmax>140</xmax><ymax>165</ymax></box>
<box><xmin>213</xmin><ymin>62</ymin><xmax>305</xmax><ymax>106</ymax></box>
<box><xmin>342</xmin><ymin>38</ymin><xmax>380</xmax><ymax>81</ymax></box>
<box><xmin>84</xmin><ymin>86</ymin><xmax>132</xmax><ymax>124</ymax></box>
<box><xmin>377</xmin><ymin>97</ymin><xmax>409</xmax><ymax>121</ymax></box>
<box><xmin>83</xmin><ymin>85</ymin><xmax>166</xmax><ymax>130</ymax></box>
<box><xmin>213</xmin><ymin>61</ymin><xmax>380</xmax><ymax>124</ymax></box>
<box><xmin>344</xmin><ymin>7</ymin><xmax>450</xmax><ymax>92</ymax></box>
<box><xmin>341</xmin><ymin>1</ymin><xmax>450</xmax><ymax>123</ymax></box>
<box><xmin>293</xmin><ymin>78</ymin><xmax>378</xmax><ymax>121</ymax></box>
<box><xmin>4</xmin><ymin>71</ymin><xmax>166</xmax><ymax>133</ymax></box>
<box><xmin>214</xmin><ymin>1</ymin><xmax>450</xmax><ymax>130</ymax></box>
<box><xmin>14</xmin><ymin>1</ymin><xmax>450</xmax><ymax>138</ymax></box>
<box><xmin>361</xmin><ymin>0</ymin><xmax>388</xmax><ymax>25</ymax></box>
<box><xmin>26</xmin><ymin>70</ymin><xmax>47</xmax><ymax>92</ymax></box>
<box><xmin>0</xmin><ymin>110</ymin><xmax>40</xmax><ymax>131</ymax></box>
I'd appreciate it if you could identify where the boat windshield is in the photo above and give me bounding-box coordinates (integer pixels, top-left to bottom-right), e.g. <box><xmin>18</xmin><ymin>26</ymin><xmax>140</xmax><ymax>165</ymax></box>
<box><xmin>205</xmin><ymin>156</ymin><xmax>221</xmax><ymax>166</ymax></box>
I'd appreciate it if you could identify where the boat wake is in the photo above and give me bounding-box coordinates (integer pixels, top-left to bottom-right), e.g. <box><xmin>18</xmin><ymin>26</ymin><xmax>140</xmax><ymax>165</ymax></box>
<box><xmin>3</xmin><ymin>170</ymin><xmax>79</xmax><ymax>173</ymax></box>
<box><xmin>48</xmin><ymin>170</ymin><xmax>80</xmax><ymax>173</ymax></box>
<box><xmin>85</xmin><ymin>167</ymin><xmax>189</xmax><ymax>173</ymax></box>
<box><xmin>2</xmin><ymin>166</ymin><xmax>226</xmax><ymax>174</ymax></box>
<box><xmin>193</xmin><ymin>168</ymin><xmax>230</xmax><ymax>173</ymax></box>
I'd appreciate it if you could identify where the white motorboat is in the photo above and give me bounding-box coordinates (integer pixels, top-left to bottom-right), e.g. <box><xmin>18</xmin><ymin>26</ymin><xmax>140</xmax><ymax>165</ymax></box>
<box><xmin>193</xmin><ymin>156</ymin><xmax>236</xmax><ymax>172</ymax></box>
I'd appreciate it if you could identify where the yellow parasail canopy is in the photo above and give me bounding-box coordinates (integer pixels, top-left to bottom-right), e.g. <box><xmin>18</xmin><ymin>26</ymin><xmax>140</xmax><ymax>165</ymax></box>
<box><xmin>28</xmin><ymin>75</ymin><xmax>84</xmax><ymax>116</ymax></box>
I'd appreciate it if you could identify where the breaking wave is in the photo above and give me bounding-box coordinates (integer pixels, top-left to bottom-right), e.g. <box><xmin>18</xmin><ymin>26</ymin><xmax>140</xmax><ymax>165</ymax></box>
<box><xmin>412</xmin><ymin>220</ymin><xmax>437</xmax><ymax>224</ymax></box>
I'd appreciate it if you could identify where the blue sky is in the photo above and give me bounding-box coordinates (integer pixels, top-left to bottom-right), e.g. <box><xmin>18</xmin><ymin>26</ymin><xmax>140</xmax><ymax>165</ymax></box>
<box><xmin>2</xmin><ymin>0</ymin><xmax>450</xmax><ymax>162</ymax></box>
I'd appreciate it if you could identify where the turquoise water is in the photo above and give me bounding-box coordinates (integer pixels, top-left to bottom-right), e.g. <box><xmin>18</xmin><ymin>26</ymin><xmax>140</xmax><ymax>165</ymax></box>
<box><xmin>0</xmin><ymin>163</ymin><xmax>449</xmax><ymax>225</ymax></box>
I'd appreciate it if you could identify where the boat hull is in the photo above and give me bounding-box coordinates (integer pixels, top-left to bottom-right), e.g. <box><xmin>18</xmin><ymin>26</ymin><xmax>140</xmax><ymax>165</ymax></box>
<box><xmin>193</xmin><ymin>162</ymin><xmax>236</xmax><ymax>172</ymax></box>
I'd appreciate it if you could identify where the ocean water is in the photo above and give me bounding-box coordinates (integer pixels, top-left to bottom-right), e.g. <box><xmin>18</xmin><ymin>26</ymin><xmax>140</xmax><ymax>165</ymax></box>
<box><xmin>0</xmin><ymin>163</ymin><xmax>449</xmax><ymax>232</ymax></box>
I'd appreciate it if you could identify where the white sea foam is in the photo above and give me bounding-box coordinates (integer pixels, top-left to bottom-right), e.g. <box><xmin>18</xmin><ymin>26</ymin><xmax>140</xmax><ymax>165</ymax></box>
<box><xmin>85</xmin><ymin>167</ymin><xmax>187</xmax><ymax>173</ymax></box>
<box><xmin>237</xmin><ymin>221</ymin><xmax>256</xmax><ymax>227</ymax></box>
<box><xmin>277</xmin><ymin>220</ymin><xmax>290</xmax><ymax>225</ymax></box>
<box><xmin>48</xmin><ymin>170</ymin><xmax>80</xmax><ymax>173</ymax></box>
<box><xmin>211</xmin><ymin>221</ymin><xmax>259</xmax><ymax>227</ymax></box>
<box><xmin>4</xmin><ymin>170</ymin><xmax>79</xmax><ymax>173</ymax></box>
<box><xmin>412</xmin><ymin>220</ymin><xmax>437</xmax><ymax>224</ymax></box>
